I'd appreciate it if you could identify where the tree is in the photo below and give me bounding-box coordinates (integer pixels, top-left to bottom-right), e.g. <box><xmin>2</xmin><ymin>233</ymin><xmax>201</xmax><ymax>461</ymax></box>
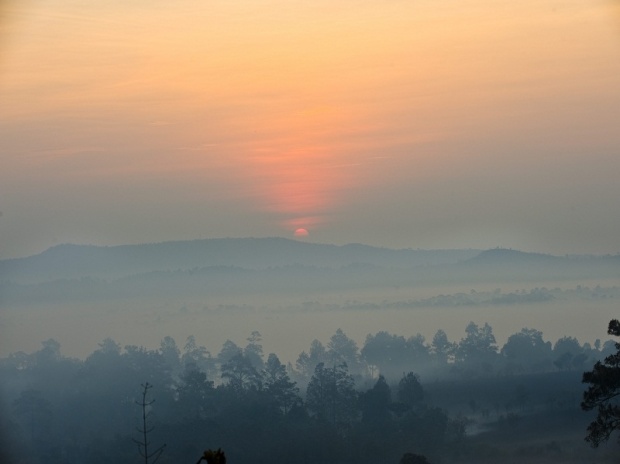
<box><xmin>197</xmin><ymin>448</ymin><xmax>226</xmax><ymax>464</ymax></box>
<box><xmin>79</xmin><ymin>339</ymin><xmax>138</xmax><ymax>440</ymax></box>
<box><xmin>397</xmin><ymin>372</ymin><xmax>424</xmax><ymax>409</ymax></box>
<box><xmin>217</xmin><ymin>340</ymin><xmax>243</xmax><ymax>365</ymax></box>
<box><xmin>501</xmin><ymin>328</ymin><xmax>552</xmax><ymax>373</ymax></box>
<box><xmin>554</xmin><ymin>336</ymin><xmax>587</xmax><ymax>371</ymax></box>
<box><xmin>295</xmin><ymin>339</ymin><xmax>328</xmax><ymax>382</ymax></box>
<box><xmin>220</xmin><ymin>353</ymin><xmax>262</xmax><ymax>393</ymax></box>
<box><xmin>244</xmin><ymin>331</ymin><xmax>265</xmax><ymax>369</ymax></box>
<box><xmin>177</xmin><ymin>366</ymin><xmax>215</xmax><ymax>419</ymax></box>
<box><xmin>399</xmin><ymin>406</ymin><xmax>449</xmax><ymax>455</ymax></box>
<box><xmin>306</xmin><ymin>362</ymin><xmax>358</xmax><ymax>427</ymax></box>
<box><xmin>582</xmin><ymin>319</ymin><xmax>620</xmax><ymax>446</ymax></box>
<box><xmin>12</xmin><ymin>390</ymin><xmax>53</xmax><ymax>443</ymax></box>
<box><xmin>327</xmin><ymin>328</ymin><xmax>363</xmax><ymax>374</ymax></box>
<box><xmin>124</xmin><ymin>345</ymin><xmax>174</xmax><ymax>391</ymax></box>
<box><xmin>263</xmin><ymin>353</ymin><xmax>300</xmax><ymax>414</ymax></box>
<box><xmin>159</xmin><ymin>336</ymin><xmax>182</xmax><ymax>376</ymax></box>
<box><xmin>361</xmin><ymin>332</ymin><xmax>430</xmax><ymax>377</ymax></box>
<box><xmin>182</xmin><ymin>336</ymin><xmax>216</xmax><ymax>378</ymax></box>
<box><xmin>35</xmin><ymin>338</ymin><xmax>61</xmax><ymax>366</ymax></box>
<box><xmin>359</xmin><ymin>375</ymin><xmax>391</xmax><ymax>424</ymax></box>
<box><xmin>84</xmin><ymin>338</ymin><xmax>122</xmax><ymax>372</ymax></box>
<box><xmin>430</xmin><ymin>329</ymin><xmax>455</xmax><ymax>366</ymax></box>
<box><xmin>405</xmin><ymin>334</ymin><xmax>431</xmax><ymax>370</ymax></box>
<box><xmin>361</xmin><ymin>331</ymin><xmax>408</xmax><ymax>379</ymax></box>
<box><xmin>456</xmin><ymin>322</ymin><xmax>498</xmax><ymax>375</ymax></box>
<box><xmin>134</xmin><ymin>383</ymin><xmax>165</xmax><ymax>464</ymax></box>
<box><xmin>98</xmin><ymin>337</ymin><xmax>122</xmax><ymax>355</ymax></box>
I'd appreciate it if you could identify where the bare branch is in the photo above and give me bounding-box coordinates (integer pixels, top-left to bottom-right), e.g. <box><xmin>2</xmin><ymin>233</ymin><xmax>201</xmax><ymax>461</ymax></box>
<box><xmin>134</xmin><ymin>382</ymin><xmax>165</xmax><ymax>464</ymax></box>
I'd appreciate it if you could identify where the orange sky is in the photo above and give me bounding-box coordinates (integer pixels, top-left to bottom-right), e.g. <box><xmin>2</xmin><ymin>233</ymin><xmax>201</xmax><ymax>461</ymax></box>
<box><xmin>1</xmin><ymin>0</ymin><xmax>620</xmax><ymax>257</ymax></box>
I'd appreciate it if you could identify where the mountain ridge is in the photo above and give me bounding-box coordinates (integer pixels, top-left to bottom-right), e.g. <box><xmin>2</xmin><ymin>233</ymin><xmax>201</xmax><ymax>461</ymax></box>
<box><xmin>0</xmin><ymin>237</ymin><xmax>481</xmax><ymax>283</ymax></box>
<box><xmin>1</xmin><ymin>239</ymin><xmax>619</xmax><ymax>306</ymax></box>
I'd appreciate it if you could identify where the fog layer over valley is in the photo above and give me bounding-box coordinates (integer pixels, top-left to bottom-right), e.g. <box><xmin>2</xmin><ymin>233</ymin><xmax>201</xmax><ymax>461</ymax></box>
<box><xmin>1</xmin><ymin>238</ymin><xmax>618</xmax><ymax>360</ymax></box>
<box><xmin>1</xmin><ymin>238</ymin><xmax>620</xmax><ymax>463</ymax></box>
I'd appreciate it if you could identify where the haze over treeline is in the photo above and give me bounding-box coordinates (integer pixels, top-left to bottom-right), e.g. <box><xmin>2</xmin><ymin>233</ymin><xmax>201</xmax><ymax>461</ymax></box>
<box><xmin>0</xmin><ymin>238</ymin><xmax>618</xmax><ymax>464</ymax></box>
<box><xmin>1</xmin><ymin>238</ymin><xmax>619</xmax><ymax>360</ymax></box>
<box><xmin>2</xmin><ymin>318</ymin><xmax>619</xmax><ymax>464</ymax></box>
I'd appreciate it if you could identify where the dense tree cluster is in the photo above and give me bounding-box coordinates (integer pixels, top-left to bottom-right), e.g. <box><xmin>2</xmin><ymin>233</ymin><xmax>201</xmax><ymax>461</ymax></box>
<box><xmin>0</xmin><ymin>323</ymin><xmax>613</xmax><ymax>464</ymax></box>
<box><xmin>582</xmin><ymin>319</ymin><xmax>620</xmax><ymax>447</ymax></box>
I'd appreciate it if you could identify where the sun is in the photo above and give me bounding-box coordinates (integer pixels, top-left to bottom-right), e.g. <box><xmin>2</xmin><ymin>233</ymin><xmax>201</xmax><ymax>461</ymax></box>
<box><xmin>294</xmin><ymin>228</ymin><xmax>309</xmax><ymax>238</ymax></box>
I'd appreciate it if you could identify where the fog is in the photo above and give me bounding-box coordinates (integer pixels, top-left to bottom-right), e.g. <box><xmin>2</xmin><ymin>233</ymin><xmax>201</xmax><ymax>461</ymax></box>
<box><xmin>4</xmin><ymin>249</ymin><xmax>618</xmax><ymax>464</ymax></box>
<box><xmin>2</xmin><ymin>284</ymin><xmax>618</xmax><ymax>365</ymax></box>
<box><xmin>1</xmin><ymin>240</ymin><xmax>618</xmax><ymax>361</ymax></box>
<box><xmin>1</xmin><ymin>239</ymin><xmax>620</xmax><ymax>463</ymax></box>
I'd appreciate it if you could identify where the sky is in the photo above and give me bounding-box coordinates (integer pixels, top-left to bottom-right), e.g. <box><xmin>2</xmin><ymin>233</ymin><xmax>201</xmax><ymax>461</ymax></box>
<box><xmin>1</xmin><ymin>0</ymin><xmax>619</xmax><ymax>259</ymax></box>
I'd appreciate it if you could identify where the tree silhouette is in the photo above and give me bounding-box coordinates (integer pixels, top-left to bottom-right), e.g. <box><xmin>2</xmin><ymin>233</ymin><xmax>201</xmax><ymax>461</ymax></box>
<box><xmin>456</xmin><ymin>322</ymin><xmax>498</xmax><ymax>375</ymax></box>
<box><xmin>217</xmin><ymin>340</ymin><xmax>243</xmax><ymax>365</ymax></box>
<box><xmin>12</xmin><ymin>390</ymin><xmax>52</xmax><ymax>443</ymax></box>
<box><xmin>327</xmin><ymin>328</ymin><xmax>363</xmax><ymax>373</ymax></box>
<box><xmin>295</xmin><ymin>339</ymin><xmax>328</xmax><ymax>382</ymax></box>
<box><xmin>359</xmin><ymin>375</ymin><xmax>391</xmax><ymax>424</ymax></box>
<box><xmin>582</xmin><ymin>319</ymin><xmax>620</xmax><ymax>446</ymax></box>
<box><xmin>306</xmin><ymin>362</ymin><xmax>358</xmax><ymax>427</ymax></box>
<box><xmin>183</xmin><ymin>335</ymin><xmax>216</xmax><ymax>378</ymax></box>
<box><xmin>159</xmin><ymin>336</ymin><xmax>182</xmax><ymax>375</ymax></box>
<box><xmin>133</xmin><ymin>382</ymin><xmax>165</xmax><ymax>464</ymax></box>
<box><xmin>197</xmin><ymin>448</ymin><xmax>226</xmax><ymax>464</ymax></box>
<box><xmin>263</xmin><ymin>353</ymin><xmax>300</xmax><ymax>414</ymax></box>
<box><xmin>397</xmin><ymin>372</ymin><xmax>424</xmax><ymax>409</ymax></box>
<box><xmin>221</xmin><ymin>353</ymin><xmax>262</xmax><ymax>393</ymax></box>
<box><xmin>501</xmin><ymin>328</ymin><xmax>552</xmax><ymax>373</ymax></box>
<box><xmin>431</xmin><ymin>329</ymin><xmax>456</xmax><ymax>366</ymax></box>
<box><xmin>244</xmin><ymin>331</ymin><xmax>265</xmax><ymax>369</ymax></box>
<box><xmin>177</xmin><ymin>365</ymin><xmax>215</xmax><ymax>419</ymax></box>
<box><xmin>362</xmin><ymin>331</ymin><xmax>409</xmax><ymax>378</ymax></box>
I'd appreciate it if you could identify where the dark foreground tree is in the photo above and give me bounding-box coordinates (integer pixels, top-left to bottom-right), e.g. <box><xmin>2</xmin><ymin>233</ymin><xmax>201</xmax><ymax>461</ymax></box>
<box><xmin>134</xmin><ymin>383</ymin><xmax>166</xmax><ymax>464</ymax></box>
<box><xmin>197</xmin><ymin>448</ymin><xmax>226</xmax><ymax>464</ymax></box>
<box><xmin>306</xmin><ymin>362</ymin><xmax>358</xmax><ymax>427</ymax></box>
<box><xmin>397</xmin><ymin>372</ymin><xmax>424</xmax><ymax>409</ymax></box>
<box><xmin>582</xmin><ymin>319</ymin><xmax>620</xmax><ymax>446</ymax></box>
<box><xmin>221</xmin><ymin>353</ymin><xmax>262</xmax><ymax>393</ymax></box>
<box><xmin>263</xmin><ymin>353</ymin><xmax>300</xmax><ymax>414</ymax></box>
<box><xmin>12</xmin><ymin>390</ymin><xmax>53</xmax><ymax>444</ymax></box>
<box><xmin>359</xmin><ymin>375</ymin><xmax>391</xmax><ymax>424</ymax></box>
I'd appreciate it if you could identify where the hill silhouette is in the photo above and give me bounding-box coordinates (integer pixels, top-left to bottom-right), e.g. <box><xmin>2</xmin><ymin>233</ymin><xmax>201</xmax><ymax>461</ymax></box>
<box><xmin>1</xmin><ymin>240</ymin><xmax>618</xmax><ymax>306</ymax></box>
<box><xmin>0</xmin><ymin>237</ymin><xmax>479</xmax><ymax>283</ymax></box>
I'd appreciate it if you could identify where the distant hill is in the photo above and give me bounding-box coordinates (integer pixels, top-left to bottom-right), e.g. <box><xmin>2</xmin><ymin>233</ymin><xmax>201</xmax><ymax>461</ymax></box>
<box><xmin>1</xmin><ymin>240</ymin><xmax>618</xmax><ymax>306</ymax></box>
<box><xmin>0</xmin><ymin>237</ymin><xmax>480</xmax><ymax>284</ymax></box>
<box><xmin>466</xmin><ymin>248</ymin><xmax>563</xmax><ymax>264</ymax></box>
<box><xmin>458</xmin><ymin>248</ymin><xmax>620</xmax><ymax>280</ymax></box>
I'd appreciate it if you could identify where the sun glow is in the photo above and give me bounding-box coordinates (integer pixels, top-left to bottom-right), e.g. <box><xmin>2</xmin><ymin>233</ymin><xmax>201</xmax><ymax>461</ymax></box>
<box><xmin>2</xmin><ymin>1</ymin><xmax>619</xmax><ymax>254</ymax></box>
<box><xmin>240</xmin><ymin>102</ymin><xmax>367</xmax><ymax>234</ymax></box>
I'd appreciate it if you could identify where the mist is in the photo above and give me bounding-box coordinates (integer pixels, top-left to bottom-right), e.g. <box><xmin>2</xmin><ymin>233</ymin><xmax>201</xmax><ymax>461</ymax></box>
<box><xmin>1</xmin><ymin>239</ymin><xmax>619</xmax><ymax>463</ymax></box>
<box><xmin>1</xmin><ymin>239</ymin><xmax>618</xmax><ymax>360</ymax></box>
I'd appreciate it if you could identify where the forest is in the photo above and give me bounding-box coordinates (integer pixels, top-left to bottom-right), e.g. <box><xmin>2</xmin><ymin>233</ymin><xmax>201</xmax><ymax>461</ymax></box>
<box><xmin>1</xmin><ymin>321</ymin><xmax>618</xmax><ymax>464</ymax></box>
